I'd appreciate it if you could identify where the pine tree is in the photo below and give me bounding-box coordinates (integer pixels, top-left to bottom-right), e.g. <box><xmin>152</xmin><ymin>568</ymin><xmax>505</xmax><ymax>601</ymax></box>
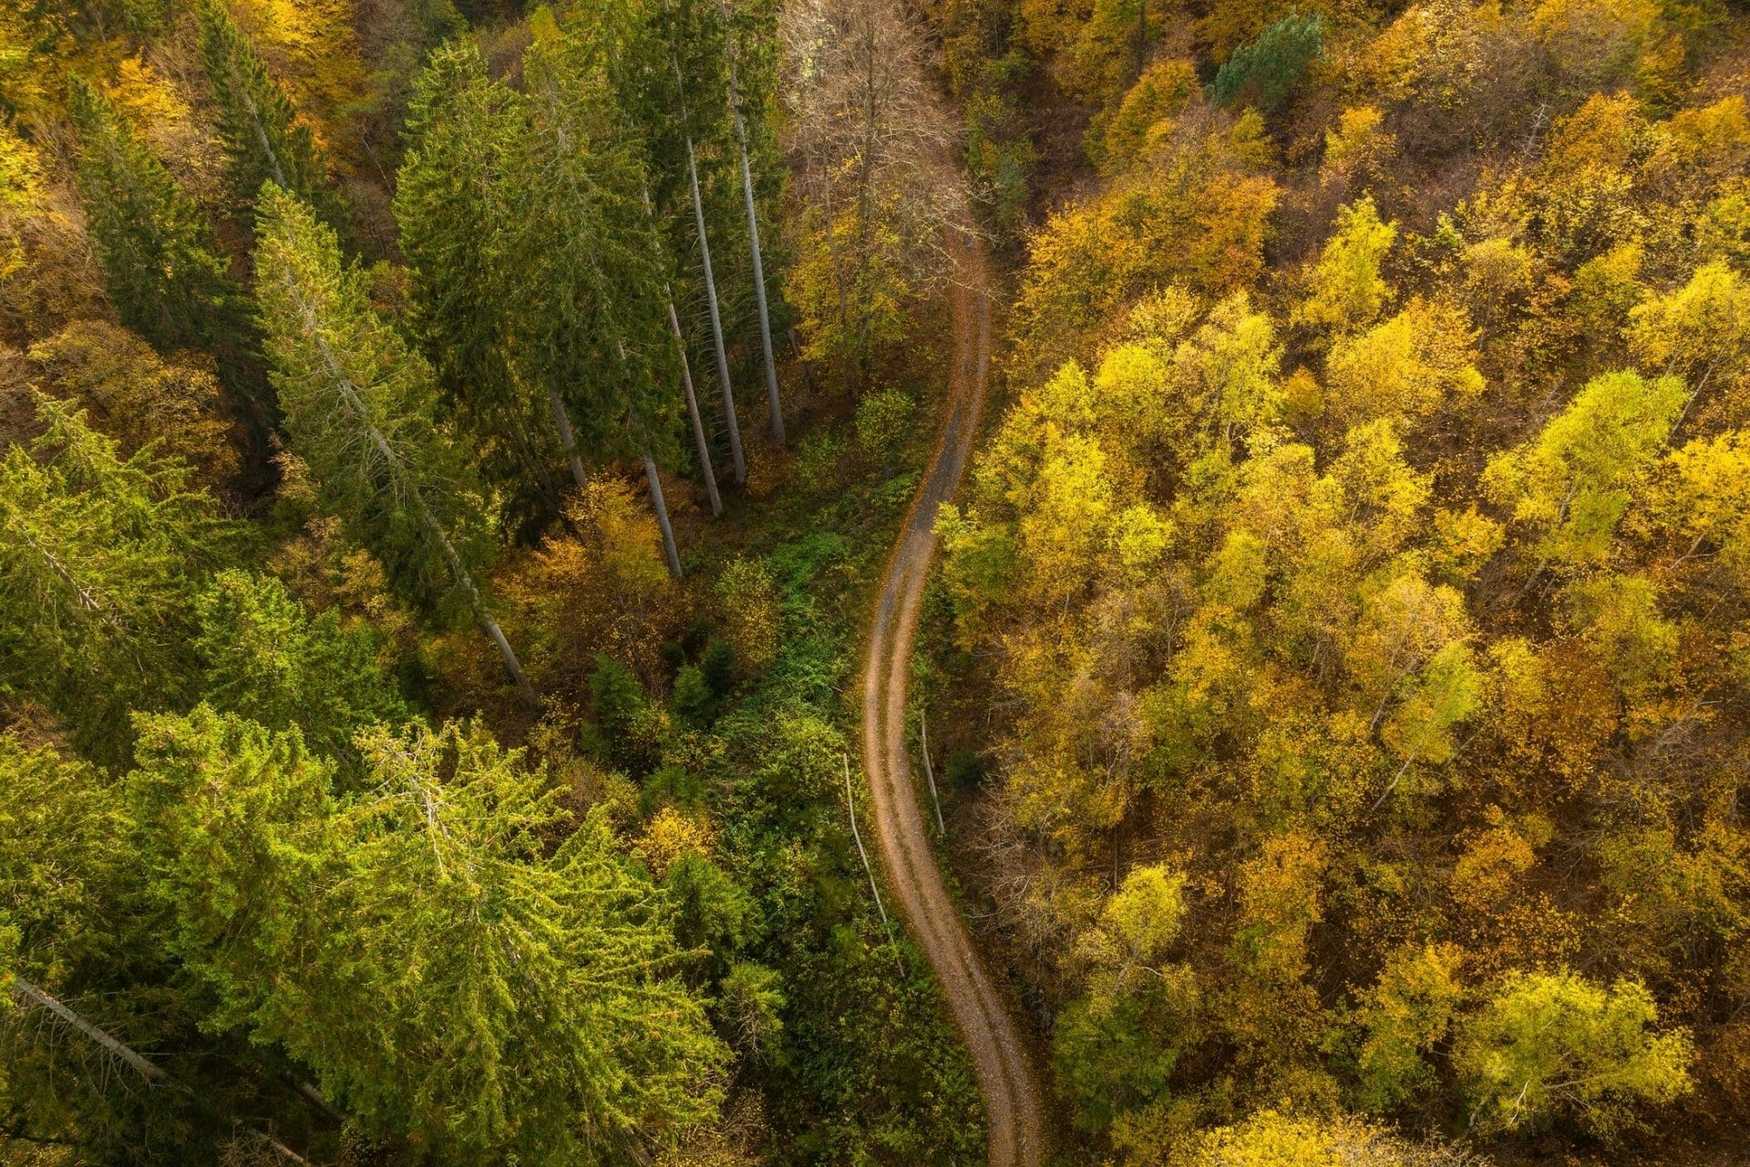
<box><xmin>66</xmin><ymin>78</ymin><xmax>242</xmax><ymax>358</ymax></box>
<box><xmin>126</xmin><ymin>709</ymin><xmax>728</xmax><ymax>1165</ymax></box>
<box><xmin>252</xmin><ymin>186</ymin><xmax>534</xmax><ymax>701</ymax></box>
<box><xmin>0</xmin><ymin>733</ymin><xmax>204</xmax><ymax>1159</ymax></box>
<box><xmin>197</xmin><ymin>0</ymin><xmax>332</xmax><ymax>220</ymax></box>
<box><xmin>0</xmin><ymin>396</ymin><xmax>232</xmax><ymax>762</ymax></box>
<box><xmin>395</xmin><ymin>42</ymin><xmax>577</xmax><ymax>515</ymax></box>
<box><xmin>607</xmin><ymin>0</ymin><xmax>749</xmax><ymax>483</ymax></box>
<box><xmin>194</xmin><ymin>568</ymin><xmax>410</xmax><ymax>768</ymax></box>
<box><xmin>516</xmin><ymin>21</ymin><xmax>687</xmax><ymax>570</ymax></box>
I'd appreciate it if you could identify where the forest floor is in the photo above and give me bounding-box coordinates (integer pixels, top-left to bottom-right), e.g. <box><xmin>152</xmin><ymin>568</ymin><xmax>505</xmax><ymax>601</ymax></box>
<box><xmin>858</xmin><ymin>223</ymin><xmax>1048</xmax><ymax>1167</ymax></box>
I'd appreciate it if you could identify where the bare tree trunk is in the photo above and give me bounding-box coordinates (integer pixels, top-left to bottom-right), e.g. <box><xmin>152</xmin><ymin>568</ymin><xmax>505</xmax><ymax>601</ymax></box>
<box><xmin>668</xmin><ymin>299</ymin><xmax>723</xmax><ymax>517</ymax></box>
<box><xmin>477</xmin><ymin>609</ymin><xmax>535</xmax><ymax>703</ymax></box>
<box><xmin>686</xmin><ymin>135</ymin><xmax>746</xmax><ymax>484</ymax></box>
<box><xmin>643</xmin><ymin>451</ymin><xmax>683</xmax><ymax>578</ymax></box>
<box><xmin>641</xmin><ymin>183</ymin><xmax>722</xmax><ymax>516</ymax></box>
<box><xmin>10</xmin><ymin>978</ymin><xmax>165</xmax><ymax>1084</ymax></box>
<box><xmin>545</xmin><ymin>385</ymin><xmax>589</xmax><ymax>491</ymax></box>
<box><xmin>921</xmin><ymin>709</ymin><xmax>944</xmax><ymax>836</ymax></box>
<box><xmin>843</xmin><ymin>753</ymin><xmax>889</xmax><ymax>929</ymax></box>
<box><xmin>716</xmin><ymin>5</ymin><xmax>784</xmax><ymax>447</ymax></box>
<box><xmin>735</xmin><ymin>117</ymin><xmax>783</xmax><ymax>446</ymax></box>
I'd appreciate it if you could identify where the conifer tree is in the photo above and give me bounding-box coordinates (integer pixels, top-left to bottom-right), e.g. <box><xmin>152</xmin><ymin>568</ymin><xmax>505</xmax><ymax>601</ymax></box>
<box><xmin>252</xmin><ymin>186</ymin><xmax>534</xmax><ymax>701</ymax></box>
<box><xmin>0</xmin><ymin>396</ymin><xmax>231</xmax><ymax>762</ymax></box>
<box><xmin>395</xmin><ymin>42</ymin><xmax>578</xmax><ymax>509</ymax></box>
<box><xmin>197</xmin><ymin>0</ymin><xmax>332</xmax><ymax>221</ymax></box>
<box><xmin>66</xmin><ymin>78</ymin><xmax>242</xmax><ymax>358</ymax></box>
<box><xmin>127</xmin><ymin>709</ymin><xmax>728</xmax><ymax>1165</ymax></box>
<box><xmin>516</xmin><ymin>22</ymin><xmax>687</xmax><ymax>571</ymax></box>
<box><xmin>607</xmin><ymin>0</ymin><xmax>748</xmax><ymax>483</ymax></box>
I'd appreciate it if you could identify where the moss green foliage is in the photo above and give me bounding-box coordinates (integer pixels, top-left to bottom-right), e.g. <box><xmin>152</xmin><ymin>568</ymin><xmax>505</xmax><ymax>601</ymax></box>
<box><xmin>194</xmin><ymin>568</ymin><xmax>409</xmax><ymax>765</ymax></box>
<box><xmin>0</xmin><ymin>397</ymin><xmax>233</xmax><ymax>762</ymax></box>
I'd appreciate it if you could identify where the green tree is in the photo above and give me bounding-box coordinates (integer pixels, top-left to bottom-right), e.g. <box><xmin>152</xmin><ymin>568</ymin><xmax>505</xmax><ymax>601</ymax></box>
<box><xmin>596</xmin><ymin>0</ymin><xmax>749</xmax><ymax>480</ymax></box>
<box><xmin>252</xmin><ymin>185</ymin><xmax>532</xmax><ymax>700</ymax></box>
<box><xmin>127</xmin><ymin>709</ymin><xmax>728</xmax><ymax>1165</ymax></box>
<box><xmin>718</xmin><ymin>960</ymin><xmax>785</xmax><ymax>1062</ymax></box>
<box><xmin>521</xmin><ymin>21</ymin><xmax>689</xmax><ymax>570</ymax></box>
<box><xmin>1452</xmin><ymin>970</ymin><xmax>1693</xmax><ymax>1133</ymax></box>
<box><xmin>1482</xmin><ymin>369</ymin><xmax>1686</xmax><ymax>567</ymax></box>
<box><xmin>0</xmin><ymin>733</ymin><xmax>222</xmax><ymax>1159</ymax></box>
<box><xmin>1211</xmin><ymin>13</ymin><xmax>1325</xmax><ymax>114</ymax></box>
<box><xmin>394</xmin><ymin>42</ymin><xmax>571</xmax><ymax>515</ymax></box>
<box><xmin>1294</xmin><ymin>196</ymin><xmax>1396</xmax><ymax>335</ymax></box>
<box><xmin>1053</xmin><ymin>990</ymin><xmax>1186</xmax><ymax>1133</ymax></box>
<box><xmin>65</xmin><ymin>78</ymin><xmax>248</xmax><ymax>364</ymax></box>
<box><xmin>194</xmin><ymin>568</ymin><xmax>409</xmax><ymax>766</ymax></box>
<box><xmin>720</xmin><ymin>0</ymin><xmax>787</xmax><ymax>443</ymax></box>
<box><xmin>1351</xmin><ymin>943</ymin><xmax>1466</xmax><ymax>1111</ymax></box>
<box><xmin>197</xmin><ymin>0</ymin><xmax>332</xmax><ymax>220</ymax></box>
<box><xmin>0</xmin><ymin>397</ymin><xmax>230</xmax><ymax>761</ymax></box>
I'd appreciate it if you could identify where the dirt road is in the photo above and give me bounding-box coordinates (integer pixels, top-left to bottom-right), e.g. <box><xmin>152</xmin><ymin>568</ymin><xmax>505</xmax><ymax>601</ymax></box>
<box><xmin>859</xmin><ymin>229</ymin><xmax>1048</xmax><ymax>1166</ymax></box>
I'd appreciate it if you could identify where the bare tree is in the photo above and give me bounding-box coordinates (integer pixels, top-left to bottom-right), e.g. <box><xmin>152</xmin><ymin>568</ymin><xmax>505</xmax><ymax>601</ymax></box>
<box><xmin>779</xmin><ymin>0</ymin><xmax>964</xmax><ymax>389</ymax></box>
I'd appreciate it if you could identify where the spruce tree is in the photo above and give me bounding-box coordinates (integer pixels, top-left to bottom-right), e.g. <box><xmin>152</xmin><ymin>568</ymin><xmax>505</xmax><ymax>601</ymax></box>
<box><xmin>127</xmin><ymin>710</ymin><xmax>728</xmax><ymax>1165</ymax></box>
<box><xmin>252</xmin><ymin>185</ymin><xmax>533</xmax><ymax>700</ymax></box>
<box><xmin>66</xmin><ymin>78</ymin><xmax>240</xmax><ymax>356</ymax></box>
<box><xmin>606</xmin><ymin>0</ymin><xmax>748</xmax><ymax>483</ymax></box>
<box><xmin>197</xmin><ymin>0</ymin><xmax>332</xmax><ymax>220</ymax></box>
<box><xmin>516</xmin><ymin>22</ymin><xmax>688</xmax><ymax>571</ymax></box>
<box><xmin>0</xmin><ymin>396</ymin><xmax>232</xmax><ymax>762</ymax></box>
<box><xmin>395</xmin><ymin>42</ymin><xmax>576</xmax><ymax>517</ymax></box>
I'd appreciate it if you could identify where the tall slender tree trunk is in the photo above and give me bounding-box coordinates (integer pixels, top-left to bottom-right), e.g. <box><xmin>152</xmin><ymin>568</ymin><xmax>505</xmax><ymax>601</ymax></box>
<box><xmin>423</xmin><ymin>503</ymin><xmax>535</xmax><ymax>705</ymax></box>
<box><xmin>643</xmin><ymin>451</ymin><xmax>683</xmax><ymax>578</ymax></box>
<box><xmin>686</xmin><ymin>135</ymin><xmax>746</xmax><ymax>484</ymax></box>
<box><xmin>545</xmin><ymin>385</ymin><xmax>589</xmax><ymax>491</ymax></box>
<box><xmin>238</xmin><ymin>82</ymin><xmax>288</xmax><ymax>189</ymax></box>
<box><xmin>717</xmin><ymin>7</ymin><xmax>783</xmax><ymax>445</ymax></box>
<box><xmin>669</xmin><ymin>299</ymin><xmax>723</xmax><ymax>516</ymax></box>
<box><xmin>10</xmin><ymin>978</ymin><xmax>312</xmax><ymax>1165</ymax></box>
<box><xmin>734</xmin><ymin>120</ymin><xmax>782</xmax><ymax>445</ymax></box>
<box><xmin>640</xmin><ymin>182</ymin><xmax>721</xmax><ymax>516</ymax></box>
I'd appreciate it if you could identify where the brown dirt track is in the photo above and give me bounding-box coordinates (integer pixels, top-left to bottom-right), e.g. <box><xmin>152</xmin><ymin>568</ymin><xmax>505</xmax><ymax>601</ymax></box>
<box><xmin>858</xmin><ymin>227</ymin><xmax>1047</xmax><ymax>1166</ymax></box>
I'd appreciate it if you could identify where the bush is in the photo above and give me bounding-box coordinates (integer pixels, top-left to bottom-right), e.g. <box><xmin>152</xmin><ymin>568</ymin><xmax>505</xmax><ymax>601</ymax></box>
<box><xmin>794</xmin><ymin>427</ymin><xmax>849</xmax><ymax>494</ymax></box>
<box><xmin>717</xmin><ymin>558</ymin><xmax>780</xmax><ymax>677</ymax></box>
<box><xmin>855</xmin><ymin>386</ymin><xmax>915</xmax><ymax>466</ymax></box>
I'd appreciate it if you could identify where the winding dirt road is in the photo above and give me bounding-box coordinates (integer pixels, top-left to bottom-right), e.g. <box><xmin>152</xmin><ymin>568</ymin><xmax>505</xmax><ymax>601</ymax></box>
<box><xmin>859</xmin><ymin>229</ymin><xmax>1048</xmax><ymax>1166</ymax></box>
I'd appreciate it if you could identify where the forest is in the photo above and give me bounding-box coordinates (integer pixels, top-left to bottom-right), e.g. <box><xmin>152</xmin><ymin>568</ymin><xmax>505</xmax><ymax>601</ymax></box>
<box><xmin>1</xmin><ymin>0</ymin><xmax>1747</xmax><ymax>1164</ymax></box>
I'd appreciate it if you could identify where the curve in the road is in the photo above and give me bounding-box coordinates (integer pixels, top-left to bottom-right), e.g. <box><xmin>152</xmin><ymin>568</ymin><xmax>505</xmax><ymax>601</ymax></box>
<box><xmin>859</xmin><ymin>227</ymin><xmax>1048</xmax><ymax>1167</ymax></box>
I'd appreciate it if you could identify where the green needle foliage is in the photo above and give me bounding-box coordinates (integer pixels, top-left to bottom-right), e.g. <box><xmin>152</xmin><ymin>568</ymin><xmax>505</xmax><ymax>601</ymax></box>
<box><xmin>0</xmin><ymin>397</ymin><xmax>232</xmax><ymax>762</ymax></box>
<box><xmin>127</xmin><ymin>709</ymin><xmax>727</xmax><ymax>1165</ymax></box>
<box><xmin>193</xmin><ymin>568</ymin><xmax>410</xmax><ymax>768</ymax></box>
<box><xmin>196</xmin><ymin>0</ymin><xmax>333</xmax><ymax>221</ymax></box>
<box><xmin>1210</xmin><ymin>12</ymin><xmax>1324</xmax><ymax>114</ymax></box>
<box><xmin>395</xmin><ymin>42</ymin><xmax>561</xmax><ymax>522</ymax></box>
<box><xmin>253</xmin><ymin>185</ymin><xmax>501</xmax><ymax>629</ymax></box>
<box><xmin>65</xmin><ymin>78</ymin><xmax>243</xmax><ymax>358</ymax></box>
<box><xmin>517</xmin><ymin>19</ymin><xmax>682</xmax><ymax>465</ymax></box>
